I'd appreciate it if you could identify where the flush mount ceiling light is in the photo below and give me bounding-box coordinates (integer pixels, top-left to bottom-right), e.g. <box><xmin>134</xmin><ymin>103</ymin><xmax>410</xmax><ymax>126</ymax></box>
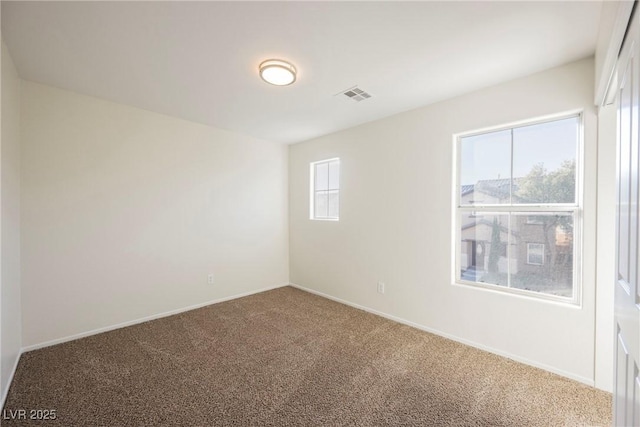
<box><xmin>259</xmin><ymin>59</ymin><xmax>297</xmax><ymax>86</ymax></box>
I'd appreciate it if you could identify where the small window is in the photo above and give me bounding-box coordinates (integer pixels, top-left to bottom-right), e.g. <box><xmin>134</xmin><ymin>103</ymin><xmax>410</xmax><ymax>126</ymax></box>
<box><xmin>527</xmin><ymin>243</ymin><xmax>545</xmax><ymax>265</ymax></box>
<box><xmin>310</xmin><ymin>158</ymin><xmax>340</xmax><ymax>220</ymax></box>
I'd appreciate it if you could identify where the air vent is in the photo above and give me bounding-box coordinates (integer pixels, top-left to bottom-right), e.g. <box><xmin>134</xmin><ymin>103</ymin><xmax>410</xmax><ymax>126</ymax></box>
<box><xmin>338</xmin><ymin>86</ymin><xmax>373</xmax><ymax>102</ymax></box>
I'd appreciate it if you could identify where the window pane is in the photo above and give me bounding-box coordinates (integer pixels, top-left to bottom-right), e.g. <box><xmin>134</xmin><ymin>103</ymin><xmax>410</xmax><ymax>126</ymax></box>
<box><xmin>315</xmin><ymin>162</ymin><xmax>329</xmax><ymax>191</ymax></box>
<box><xmin>315</xmin><ymin>191</ymin><xmax>328</xmax><ymax>218</ymax></box>
<box><xmin>329</xmin><ymin>161</ymin><xmax>340</xmax><ymax>190</ymax></box>
<box><xmin>327</xmin><ymin>190</ymin><xmax>339</xmax><ymax>218</ymax></box>
<box><xmin>460</xmin><ymin>213</ymin><xmax>509</xmax><ymax>286</ymax></box>
<box><xmin>512</xmin><ymin>117</ymin><xmax>578</xmax><ymax>204</ymax></box>
<box><xmin>509</xmin><ymin>212</ymin><xmax>574</xmax><ymax>298</ymax></box>
<box><xmin>460</xmin><ymin>130</ymin><xmax>512</xmax><ymax>205</ymax></box>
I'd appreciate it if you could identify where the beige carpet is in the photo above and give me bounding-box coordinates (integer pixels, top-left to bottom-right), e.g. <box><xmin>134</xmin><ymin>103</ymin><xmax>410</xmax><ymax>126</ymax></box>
<box><xmin>3</xmin><ymin>286</ymin><xmax>611</xmax><ymax>426</ymax></box>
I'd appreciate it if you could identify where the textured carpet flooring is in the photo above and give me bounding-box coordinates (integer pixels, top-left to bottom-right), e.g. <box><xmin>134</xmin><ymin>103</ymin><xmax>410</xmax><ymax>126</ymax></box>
<box><xmin>3</xmin><ymin>286</ymin><xmax>611</xmax><ymax>426</ymax></box>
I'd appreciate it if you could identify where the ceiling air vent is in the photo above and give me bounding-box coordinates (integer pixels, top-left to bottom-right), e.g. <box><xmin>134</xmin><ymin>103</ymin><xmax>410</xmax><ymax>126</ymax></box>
<box><xmin>338</xmin><ymin>86</ymin><xmax>372</xmax><ymax>102</ymax></box>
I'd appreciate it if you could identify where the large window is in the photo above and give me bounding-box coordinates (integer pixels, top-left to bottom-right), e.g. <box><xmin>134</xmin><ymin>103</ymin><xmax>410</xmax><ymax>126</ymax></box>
<box><xmin>310</xmin><ymin>158</ymin><xmax>340</xmax><ymax>220</ymax></box>
<box><xmin>455</xmin><ymin>114</ymin><xmax>581</xmax><ymax>303</ymax></box>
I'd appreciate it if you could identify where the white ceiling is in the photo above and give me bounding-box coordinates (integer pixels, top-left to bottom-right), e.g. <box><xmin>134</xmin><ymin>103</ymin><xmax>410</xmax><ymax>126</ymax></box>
<box><xmin>2</xmin><ymin>1</ymin><xmax>602</xmax><ymax>144</ymax></box>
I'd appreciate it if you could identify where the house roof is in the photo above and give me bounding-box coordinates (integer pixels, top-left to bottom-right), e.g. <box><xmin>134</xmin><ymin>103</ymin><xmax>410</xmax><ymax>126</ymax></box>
<box><xmin>461</xmin><ymin>178</ymin><xmax>521</xmax><ymax>200</ymax></box>
<box><xmin>461</xmin><ymin>184</ymin><xmax>475</xmax><ymax>196</ymax></box>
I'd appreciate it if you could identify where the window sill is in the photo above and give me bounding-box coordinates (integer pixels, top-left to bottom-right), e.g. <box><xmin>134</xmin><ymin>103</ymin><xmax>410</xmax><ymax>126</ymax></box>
<box><xmin>452</xmin><ymin>279</ymin><xmax>580</xmax><ymax>307</ymax></box>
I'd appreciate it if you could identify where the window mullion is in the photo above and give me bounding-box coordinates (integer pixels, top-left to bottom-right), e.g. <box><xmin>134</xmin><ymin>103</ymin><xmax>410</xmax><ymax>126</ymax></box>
<box><xmin>458</xmin><ymin>205</ymin><xmax>578</xmax><ymax>212</ymax></box>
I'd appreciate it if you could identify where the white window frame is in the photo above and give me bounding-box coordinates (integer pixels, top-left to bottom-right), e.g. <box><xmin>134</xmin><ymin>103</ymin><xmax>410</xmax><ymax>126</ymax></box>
<box><xmin>310</xmin><ymin>158</ymin><xmax>340</xmax><ymax>221</ymax></box>
<box><xmin>452</xmin><ymin>111</ymin><xmax>583</xmax><ymax>305</ymax></box>
<box><xmin>526</xmin><ymin>243</ymin><xmax>545</xmax><ymax>266</ymax></box>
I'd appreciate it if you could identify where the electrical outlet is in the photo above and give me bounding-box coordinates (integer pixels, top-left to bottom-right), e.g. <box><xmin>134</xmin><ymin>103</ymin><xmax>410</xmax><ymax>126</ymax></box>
<box><xmin>377</xmin><ymin>281</ymin><xmax>385</xmax><ymax>294</ymax></box>
<box><xmin>207</xmin><ymin>273</ymin><xmax>215</xmax><ymax>285</ymax></box>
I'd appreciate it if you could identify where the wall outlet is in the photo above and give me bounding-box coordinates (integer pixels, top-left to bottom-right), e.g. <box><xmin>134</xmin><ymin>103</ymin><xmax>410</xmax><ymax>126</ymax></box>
<box><xmin>377</xmin><ymin>281</ymin><xmax>385</xmax><ymax>294</ymax></box>
<box><xmin>207</xmin><ymin>273</ymin><xmax>215</xmax><ymax>285</ymax></box>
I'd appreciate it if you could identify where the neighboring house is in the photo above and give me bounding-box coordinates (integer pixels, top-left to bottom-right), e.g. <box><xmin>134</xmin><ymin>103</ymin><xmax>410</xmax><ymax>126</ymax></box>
<box><xmin>460</xmin><ymin>179</ymin><xmax>572</xmax><ymax>296</ymax></box>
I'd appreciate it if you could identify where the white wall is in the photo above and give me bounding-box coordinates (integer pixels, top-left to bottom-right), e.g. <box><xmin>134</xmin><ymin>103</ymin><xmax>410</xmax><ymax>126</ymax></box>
<box><xmin>592</xmin><ymin>0</ymin><xmax>634</xmax><ymax>395</ymax></box>
<box><xmin>20</xmin><ymin>82</ymin><xmax>289</xmax><ymax>348</ymax></box>
<box><xmin>290</xmin><ymin>58</ymin><xmax>601</xmax><ymax>387</ymax></box>
<box><xmin>594</xmin><ymin>0</ymin><xmax>633</xmax><ymax>106</ymax></box>
<box><xmin>595</xmin><ymin>102</ymin><xmax>616</xmax><ymax>392</ymax></box>
<box><xmin>1</xmin><ymin>42</ymin><xmax>22</xmax><ymax>402</ymax></box>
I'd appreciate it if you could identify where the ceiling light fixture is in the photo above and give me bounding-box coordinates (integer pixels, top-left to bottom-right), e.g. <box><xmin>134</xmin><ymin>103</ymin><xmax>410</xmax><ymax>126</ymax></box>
<box><xmin>259</xmin><ymin>59</ymin><xmax>297</xmax><ymax>86</ymax></box>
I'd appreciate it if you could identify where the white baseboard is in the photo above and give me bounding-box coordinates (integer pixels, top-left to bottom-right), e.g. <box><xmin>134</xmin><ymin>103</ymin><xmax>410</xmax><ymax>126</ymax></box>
<box><xmin>22</xmin><ymin>282</ymin><xmax>289</xmax><ymax>353</ymax></box>
<box><xmin>289</xmin><ymin>282</ymin><xmax>595</xmax><ymax>387</ymax></box>
<box><xmin>1</xmin><ymin>349</ymin><xmax>23</xmax><ymax>409</ymax></box>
